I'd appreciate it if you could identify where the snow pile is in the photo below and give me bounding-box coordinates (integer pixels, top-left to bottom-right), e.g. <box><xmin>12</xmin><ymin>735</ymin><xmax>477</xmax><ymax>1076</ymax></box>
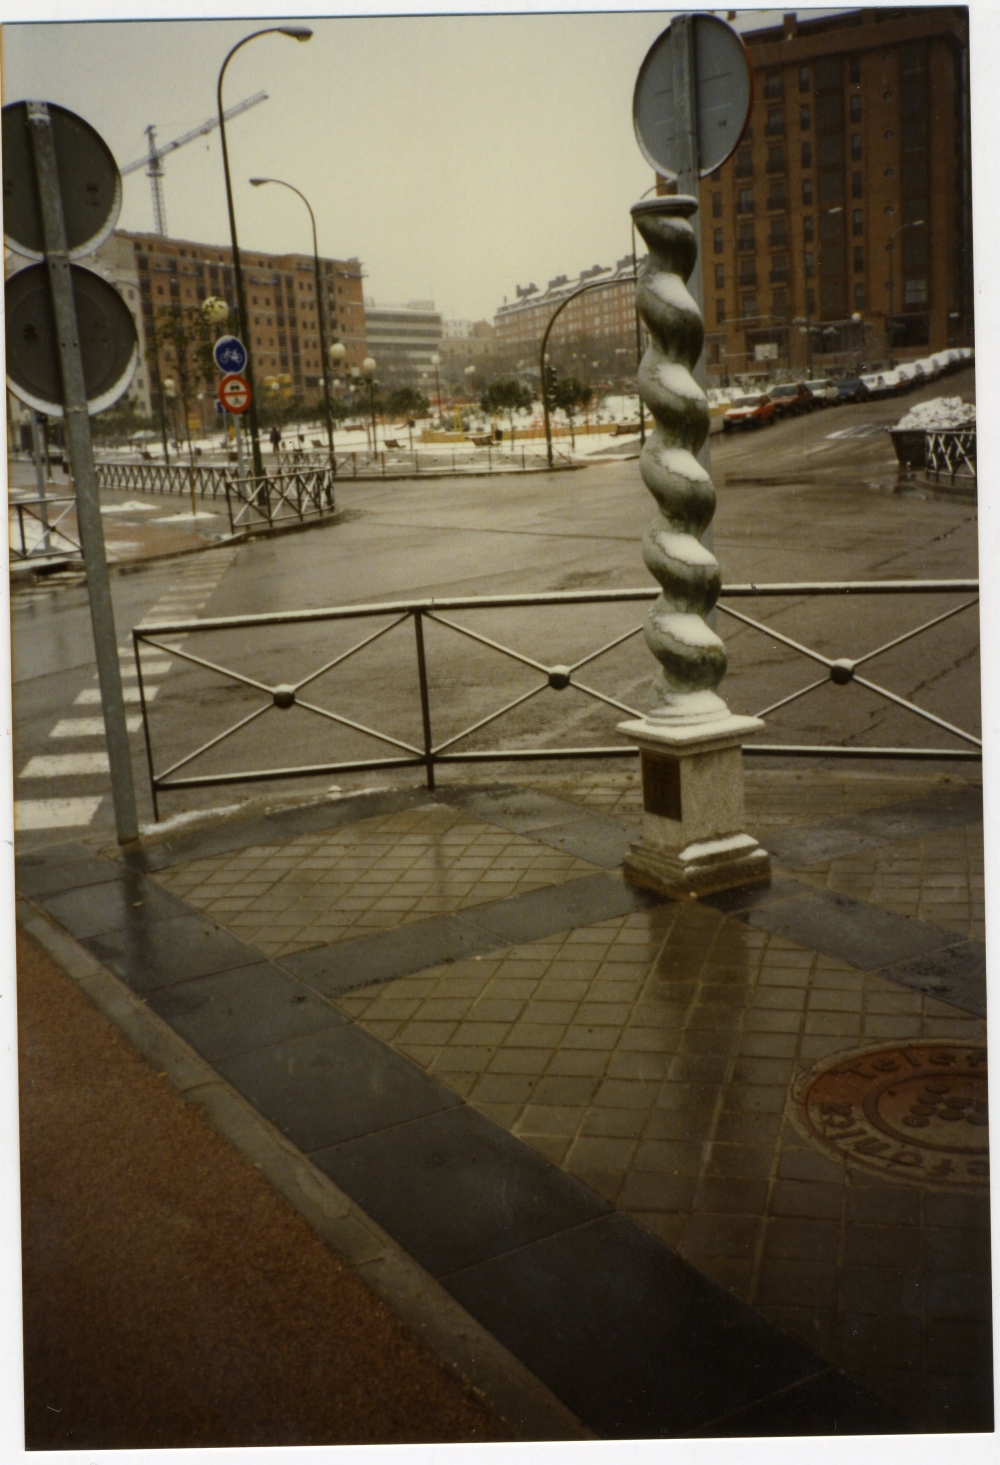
<box><xmin>895</xmin><ymin>396</ymin><xmax>976</xmax><ymax>430</ymax></box>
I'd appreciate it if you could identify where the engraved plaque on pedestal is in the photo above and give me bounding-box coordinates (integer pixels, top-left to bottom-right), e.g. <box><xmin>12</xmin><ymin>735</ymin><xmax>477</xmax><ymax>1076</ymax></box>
<box><xmin>641</xmin><ymin>750</ymin><xmax>682</xmax><ymax>821</ymax></box>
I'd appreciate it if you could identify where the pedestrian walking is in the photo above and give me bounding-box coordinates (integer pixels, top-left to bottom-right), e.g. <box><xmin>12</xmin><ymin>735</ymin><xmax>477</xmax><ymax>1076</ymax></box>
<box><xmin>270</xmin><ymin>425</ymin><xmax>281</xmax><ymax>455</ymax></box>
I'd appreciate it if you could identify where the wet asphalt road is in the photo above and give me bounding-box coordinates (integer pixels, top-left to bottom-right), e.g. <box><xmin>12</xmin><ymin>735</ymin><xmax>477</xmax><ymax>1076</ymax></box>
<box><xmin>10</xmin><ymin>368</ymin><xmax>980</xmax><ymax>849</ymax></box>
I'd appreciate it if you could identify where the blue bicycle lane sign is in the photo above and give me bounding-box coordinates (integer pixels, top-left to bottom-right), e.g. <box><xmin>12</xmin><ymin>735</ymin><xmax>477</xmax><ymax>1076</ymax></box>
<box><xmin>213</xmin><ymin>335</ymin><xmax>247</xmax><ymax>374</ymax></box>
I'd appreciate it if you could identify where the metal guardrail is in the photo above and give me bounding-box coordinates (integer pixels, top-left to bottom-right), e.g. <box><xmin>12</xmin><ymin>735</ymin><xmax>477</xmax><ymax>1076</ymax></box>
<box><xmin>925</xmin><ymin>429</ymin><xmax>976</xmax><ymax>482</ymax></box>
<box><xmin>132</xmin><ymin>580</ymin><xmax>980</xmax><ymax>819</ymax></box>
<box><xmin>96</xmin><ymin>446</ymin><xmax>576</xmax><ymax>499</ymax></box>
<box><xmin>224</xmin><ymin>467</ymin><xmax>337</xmax><ymax>533</ymax></box>
<box><xmin>8</xmin><ymin>494</ymin><xmax>82</xmax><ymax>560</ymax></box>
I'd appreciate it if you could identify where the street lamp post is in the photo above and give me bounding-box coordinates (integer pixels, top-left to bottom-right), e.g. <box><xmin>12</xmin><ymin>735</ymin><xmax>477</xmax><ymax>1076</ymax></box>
<box><xmin>216</xmin><ymin>26</ymin><xmax>312</xmax><ymax>488</ymax></box>
<box><xmin>249</xmin><ymin>176</ymin><xmax>337</xmax><ymax>479</ymax></box>
<box><xmin>362</xmin><ymin>355</ymin><xmax>377</xmax><ymax>451</ymax></box>
<box><xmin>430</xmin><ymin>352</ymin><xmax>442</xmax><ymax>417</ymax></box>
<box><xmin>794</xmin><ymin>206</ymin><xmax>842</xmax><ymax>377</ymax></box>
<box><xmin>885</xmin><ymin>218</ymin><xmax>925</xmax><ymax>369</ymax></box>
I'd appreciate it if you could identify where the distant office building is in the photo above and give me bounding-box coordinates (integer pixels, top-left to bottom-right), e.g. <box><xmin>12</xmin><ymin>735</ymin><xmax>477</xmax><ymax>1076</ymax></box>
<box><xmin>111</xmin><ymin>230</ymin><xmax>368</xmax><ymax>405</ymax></box>
<box><xmin>363</xmin><ymin>300</ymin><xmax>443</xmax><ymax>386</ymax></box>
<box><xmin>493</xmin><ymin>257</ymin><xmax>641</xmax><ymax>380</ymax></box>
<box><xmin>700</xmin><ymin>7</ymin><xmax>971</xmax><ymax>378</ymax></box>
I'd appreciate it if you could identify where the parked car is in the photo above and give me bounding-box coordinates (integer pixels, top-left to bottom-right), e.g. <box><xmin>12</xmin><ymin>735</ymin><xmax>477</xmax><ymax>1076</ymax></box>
<box><xmin>723</xmin><ymin>393</ymin><xmax>777</xmax><ymax>430</ymax></box>
<box><xmin>768</xmin><ymin>382</ymin><xmax>815</xmax><ymax>417</ymax></box>
<box><xmin>834</xmin><ymin>377</ymin><xmax>871</xmax><ymax>404</ymax></box>
<box><xmin>804</xmin><ymin>378</ymin><xmax>838</xmax><ymax>406</ymax></box>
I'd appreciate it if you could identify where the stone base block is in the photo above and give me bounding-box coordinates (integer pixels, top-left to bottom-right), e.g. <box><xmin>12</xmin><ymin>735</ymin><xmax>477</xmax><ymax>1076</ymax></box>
<box><xmin>623</xmin><ymin>830</ymin><xmax>771</xmax><ymax>899</ymax></box>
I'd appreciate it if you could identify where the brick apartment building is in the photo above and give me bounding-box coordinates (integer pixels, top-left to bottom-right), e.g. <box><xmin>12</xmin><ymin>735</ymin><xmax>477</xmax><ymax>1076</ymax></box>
<box><xmin>702</xmin><ymin>7</ymin><xmax>971</xmax><ymax>379</ymax></box>
<box><xmin>493</xmin><ymin>256</ymin><xmax>641</xmax><ymax>383</ymax></box>
<box><xmin>107</xmin><ymin>231</ymin><xmax>368</xmax><ymax>409</ymax></box>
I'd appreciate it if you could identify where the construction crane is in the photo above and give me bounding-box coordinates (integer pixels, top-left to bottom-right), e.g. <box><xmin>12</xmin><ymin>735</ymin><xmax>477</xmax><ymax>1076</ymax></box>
<box><xmin>120</xmin><ymin>91</ymin><xmax>268</xmax><ymax>237</ymax></box>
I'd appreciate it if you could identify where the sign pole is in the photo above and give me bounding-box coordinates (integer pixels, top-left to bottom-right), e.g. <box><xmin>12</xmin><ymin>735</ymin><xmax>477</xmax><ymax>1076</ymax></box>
<box><xmin>26</xmin><ymin>101</ymin><xmax>138</xmax><ymax>843</ymax></box>
<box><xmin>670</xmin><ymin>16</ymin><xmax>711</xmax><ymax>536</ymax></box>
<box><xmin>29</xmin><ymin>409</ymin><xmax>52</xmax><ymax>555</ymax></box>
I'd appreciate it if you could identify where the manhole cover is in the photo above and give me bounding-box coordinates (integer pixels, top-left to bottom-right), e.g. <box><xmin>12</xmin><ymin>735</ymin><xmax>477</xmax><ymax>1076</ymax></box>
<box><xmin>792</xmin><ymin>1041</ymin><xmax>988</xmax><ymax>1190</ymax></box>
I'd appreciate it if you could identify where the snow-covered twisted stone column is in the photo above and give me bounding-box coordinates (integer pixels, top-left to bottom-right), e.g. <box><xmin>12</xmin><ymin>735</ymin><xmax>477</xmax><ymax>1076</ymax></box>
<box><xmin>618</xmin><ymin>194</ymin><xmax>770</xmax><ymax>898</ymax></box>
<box><xmin>633</xmin><ymin>195</ymin><xmax>727</xmax><ymax>724</ymax></box>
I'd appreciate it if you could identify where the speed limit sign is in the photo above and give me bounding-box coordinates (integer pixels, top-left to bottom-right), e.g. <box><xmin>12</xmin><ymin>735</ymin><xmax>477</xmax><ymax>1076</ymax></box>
<box><xmin>218</xmin><ymin>372</ymin><xmax>251</xmax><ymax>414</ymax></box>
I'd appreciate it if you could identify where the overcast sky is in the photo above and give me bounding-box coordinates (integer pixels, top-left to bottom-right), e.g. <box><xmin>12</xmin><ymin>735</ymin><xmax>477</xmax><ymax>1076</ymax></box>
<box><xmin>2</xmin><ymin>8</ymin><xmax>850</xmax><ymax>323</ymax></box>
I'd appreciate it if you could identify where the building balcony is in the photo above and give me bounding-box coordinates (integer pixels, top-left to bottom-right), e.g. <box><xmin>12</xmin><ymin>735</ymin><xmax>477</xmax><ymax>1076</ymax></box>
<box><xmin>736</xmin><ymin>201</ymin><xmax>756</xmax><ymax>217</ymax></box>
<box><xmin>766</xmin><ymin>160</ymin><xmax>786</xmax><ymax>175</ymax></box>
<box><xmin>768</xmin><ymin>232</ymin><xmax>789</xmax><ymax>249</ymax></box>
<box><xmin>738</xmin><ymin>274</ymin><xmax>758</xmax><ymax>289</ymax></box>
<box><xmin>766</xmin><ymin>195</ymin><xmax>787</xmax><ymax>213</ymax></box>
<box><xmin>769</xmin><ymin>270</ymin><xmax>789</xmax><ymax>284</ymax></box>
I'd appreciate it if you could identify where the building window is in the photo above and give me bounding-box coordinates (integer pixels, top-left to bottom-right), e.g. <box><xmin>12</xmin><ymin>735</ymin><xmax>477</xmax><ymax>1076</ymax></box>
<box><xmin>737</xmin><ymin>188</ymin><xmax>755</xmax><ymax>215</ymax></box>
<box><xmin>799</xmin><ymin>66</ymin><xmax>810</xmax><ymax>92</ymax></box>
<box><xmin>850</xmin><ymin>94</ymin><xmax>862</xmax><ymax>123</ymax></box>
<box><xmin>712</xmin><ymin>191</ymin><xmax>722</xmax><ymax>218</ymax></box>
<box><xmin>736</xmin><ymin>148</ymin><xmax>753</xmax><ymax>179</ymax></box>
<box><xmin>742</xmin><ymin>294</ymin><xmax>758</xmax><ymax>319</ymax></box>
<box><xmin>738</xmin><ymin>227</ymin><xmax>756</xmax><ymax>252</ymax></box>
<box><xmin>767</xmin><ymin>145</ymin><xmax>785</xmax><ymax>174</ymax></box>
<box><xmin>884</xmin><ymin>167</ymin><xmax>894</xmax><ymax>179</ymax></box>
<box><xmin>904</xmin><ymin>277</ymin><xmax>928</xmax><ymax>305</ymax></box>
<box><xmin>770</xmin><ymin>255</ymin><xmax>788</xmax><ymax>283</ymax></box>
<box><xmin>715</xmin><ymin>263</ymin><xmax>725</xmax><ymax>289</ymax></box>
<box><xmin>802</xmin><ymin>178</ymin><xmax>813</xmax><ymax>206</ymax></box>
<box><xmin>803</xmin><ymin>215</ymin><xmax>814</xmax><ymax>242</ymax></box>
<box><xmin>766</xmin><ymin>107</ymin><xmax>784</xmax><ymax>137</ymax></box>
<box><xmin>851</xmin><ymin>134</ymin><xmax>862</xmax><ymax>160</ymax></box>
<box><xmin>800</xmin><ymin>104</ymin><xmax>811</xmax><ymax>130</ymax></box>
<box><xmin>801</xmin><ymin>141</ymin><xmax>812</xmax><ymax>169</ymax></box>
<box><xmin>849</xmin><ymin>54</ymin><xmax>861</xmax><ymax>84</ymax></box>
<box><xmin>853</xmin><ymin>209</ymin><xmax>864</xmax><ymax>237</ymax></box>
<box><xmin>773</xmin><ymin>289</ymin><xmax>789</xmax><ymax>317</ymax></box>
<box><xmin>739</xmin><ymin>262</ymin><xmax>757</xmax><ymax>288</ymax></box>
<box><xmin>716</xmin><ymin>298</ymin><xmax>726</xmax><ymax>325</ymax></box>
<box><xmin>764</xmin><ymin>71</ymin><xmax>783</xmax><ymax>99</ymax></box>
<box><xmin>854</xmin><ymin>283</ymin><xmax>865</xmax><ymax>310</ymax></box>
<box><xmin>714</xmin><ymin>227</ymin><xmax>724</xmax><ymax>253</ymax></box>
<box><xmin>852</xmin><ymin>171</ymin><xmax>863</xmax><ymax>198</ymax></box>
<box><xmin>805</xmin><ymin>251</ymin><xmax>815</xmax><ymax>278</ymax></box>
<box><xmin>854</xmin><ymin>245</ymin><xmax>864</xmax><ymax>272</ymax></box>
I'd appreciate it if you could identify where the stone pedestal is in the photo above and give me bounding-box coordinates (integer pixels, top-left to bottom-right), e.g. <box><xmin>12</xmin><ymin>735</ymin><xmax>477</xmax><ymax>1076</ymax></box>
<box><xmin>618</xmin><ymin>710</ymin><xmax>771</xmax><ymax>898</ymax></box>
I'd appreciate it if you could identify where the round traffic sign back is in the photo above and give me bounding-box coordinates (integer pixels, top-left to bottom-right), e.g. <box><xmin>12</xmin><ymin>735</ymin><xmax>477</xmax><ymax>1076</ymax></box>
<box><xmin>5</xmin><ymin>261</ymin><xmax>138</xmax><ymax>416</ymax></box>
<box><xmin>633</xmin><ymin>15</ymin><xmax>752</xmax><ymax>179</ymax></box>
<box><xmin>219</xmin><ymin>373</ymin><xmax>251</xmax><ymax>414</ymax></box>
<box><xmin>2</xmin><ymin>101</ymin><xmax>122</xmax><ymax>261</ymax></box>
<box><xmin>213</xmin><ymin>334</ymin><xmax>248</xmax><ymax>374</ymax></box>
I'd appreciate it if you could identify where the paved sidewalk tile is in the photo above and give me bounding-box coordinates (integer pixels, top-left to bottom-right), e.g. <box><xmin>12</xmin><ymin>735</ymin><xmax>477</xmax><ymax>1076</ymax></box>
<box><xmin>155</xmin><ymin>804</ymin><xmax>600</xmax><ymax>958</ymax></box>
<box><xmin>339</xmin><ymin>896</ymin><xmax>990</xmax><ymax>1431</ymax></box>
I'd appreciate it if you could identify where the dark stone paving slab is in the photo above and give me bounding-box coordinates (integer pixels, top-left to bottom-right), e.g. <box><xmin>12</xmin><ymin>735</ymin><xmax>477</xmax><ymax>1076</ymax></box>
<box><xmin>441</xmin><ymin>1212</ymin><xmax>898</xmax><ymax>1438</ymax></box>
<box><xmin>146</xmin><ymin>961</ymin><xmax>345</xmax><ymax>1062</ymax></box>
<box><xmin>438</xmin><ymin>785</ymin><xmax>637</xmax><ymax>868</ymax></box>
<box><xmin>702</xmin><ymin>874</ymin><xmax>809</xmax><ymax>915</ymax></box>
<box><xmin>15</xmin><ymin>842</ymin><xmax>125</xmax><ymax>898</ymax></box>
<box><xmin>37</xmin><ymin>874</ymin><xmax>190</xmax><ymax>942</ymax></box>
<box><xmin>462</xmin><ymin>871</ymin><xmax>660</xmax><ymax>946</ymax></box>
<box><xmin>878</xmin><ymin>941</ymin><xmax>988</xmax><ymax>1018</ymax></box>
<box><xmin>279</xmin><ymin>915</ymin><xmax>499</xmax><ymax>997</ymax></box>
<box><xmin>746</xmin><ymin>889</ymin><xmax>967</xmax><ymax>972</ymax></box>
<box><xmin>85</xmin><ymin>913</ymin><xmax>264</xmax><ymax>994</ymax></box>
<box><xmin>216</xmin><ymin>1024</ymin><xmax>460</xmax><ymax>1153</ymax></box>
<box><xmin>278</xmin><ymin>873</ymin><xmax>662</xmax><ymax>996</ymax></box>
<box><xmin>312</xmin><ymin>1104</ymin><xmax>610</xmax><ymax>1278</ymax></box>
<box><xmin>696</xmin><ymin>1367</ymin><xmax>910</xmax><ymax>1437</ymax></box>
<box><xmin>760</xmin><ymin>784</ymin><xmax>983</xmax><ymax>870</ymax></box>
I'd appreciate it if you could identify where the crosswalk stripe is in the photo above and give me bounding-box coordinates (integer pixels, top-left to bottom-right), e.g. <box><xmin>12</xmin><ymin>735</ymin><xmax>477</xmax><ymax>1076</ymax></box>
<box><xmin>50</xmin><ymin>716</ymin><xmax>143</xmax><ymax>737</ymax></box>
<box><xmin>15</xmin><ymin>797</ymin><xmax>103</xmax><ymax>830</ymax></box>
<box><xmin>118</xmin><ymin>660</ymin><xmax>172</xmax><ymax>677</ymax></box>
<box><xmin>21</xmin><ymin>752</ymin><xmax>110</xmax><ymax>777</ymax></box>
<box><xmin>74</xmin><ymin>685</ymin><xmax>157</xmax><ymax>705</ymax></box>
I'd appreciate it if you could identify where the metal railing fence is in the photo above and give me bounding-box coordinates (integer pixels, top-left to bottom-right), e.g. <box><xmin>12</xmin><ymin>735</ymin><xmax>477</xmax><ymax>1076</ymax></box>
<box><xmin>925</xmin><ymin>429</ymin><xmax>976</xmax><ymax>482</ymax></box>
<box><xmin>132</xmin><ymin>580</ymin><xmax>980</xmax><ymax>820</ymax></box>
<box><xmin>8</xmin><ymin>494</ymin><xmax>82</xmax><ymax>560</ymax></box>
<box><xmin>224</xmin><ymin>467</ymin><xmax>337</xmax><ymax>533</ymax></box>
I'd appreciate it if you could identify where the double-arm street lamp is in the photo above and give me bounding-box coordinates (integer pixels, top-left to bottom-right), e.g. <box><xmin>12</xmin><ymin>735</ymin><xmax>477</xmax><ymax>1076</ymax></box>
<box><xmin>217</xmin><ymin>26</ymin><xmax>312</xmax><ymax>485</ymax></box>
<box><xmin>362</xmin><ymin>356</ymin><xmax>377</xmax><ymax>450</ymax></box>
<box><xmin>885</xmin><ymin>217</ymin><xmax>926</xmax><ymax>369</ymax></box>
<box><xmin>250</xmin><ymin>175</ymin><xmax>337</xmax><ymax>476</ymax></box>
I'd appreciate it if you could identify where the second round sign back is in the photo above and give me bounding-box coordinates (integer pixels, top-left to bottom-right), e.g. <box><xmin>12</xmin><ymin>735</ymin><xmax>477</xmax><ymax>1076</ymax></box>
<box><xmin>2</xmin><ymin>100</ymin><xmax>122</xmax><ymax>261</ymax></box>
